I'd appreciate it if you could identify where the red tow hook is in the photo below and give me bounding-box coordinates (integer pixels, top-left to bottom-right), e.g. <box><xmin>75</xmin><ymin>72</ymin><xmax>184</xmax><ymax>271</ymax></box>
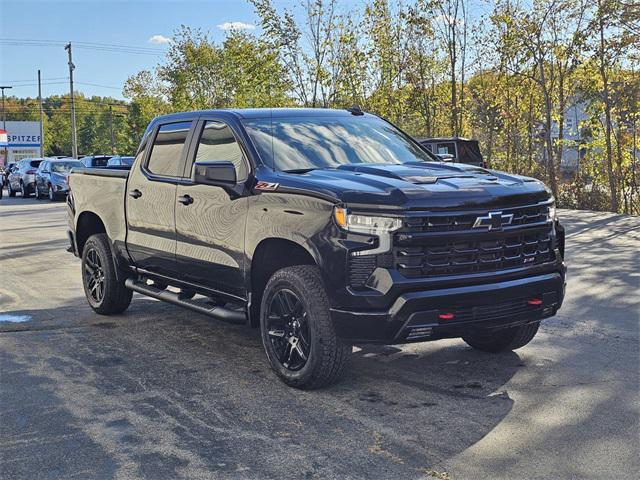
<box><xmin>527</xmin><ymin>298</ymin><xmax>543</xmax><ymax>306</ymax></box>
<box><xmin>438</xmin><ymin>312</ymin><xmax>455</xmax><ymax>320</ymax></box>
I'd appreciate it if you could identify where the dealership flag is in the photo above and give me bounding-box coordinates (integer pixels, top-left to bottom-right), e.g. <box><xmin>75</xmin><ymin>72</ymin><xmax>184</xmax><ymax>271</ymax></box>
<box><xmin>0</xmin><ymin>129</ymin><xmax>7</xmax><ymax>147</ymax></box>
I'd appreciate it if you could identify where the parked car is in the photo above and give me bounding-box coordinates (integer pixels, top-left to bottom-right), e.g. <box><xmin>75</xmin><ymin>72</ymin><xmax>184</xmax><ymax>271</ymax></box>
<box><xmin>35</xmin><ymin>158</ymin><xmax>83</xmax><ymax>201</ymax></box>
<box><xmin>68</xmin><ymin>108</ymin><xmax>566</xmax><ymax>389</ymax></box>
<box><xmin>417</xmin><ymin>137</ymin><xmax>486</xmax><ymax>168</ymax></box>
<box><xmin>106</xmin><ymin>156</ymin><xmax>134</xmax><ymax>168</ymax></box>
<box><xmin>80</xmin><ymin>155</ymin><xmax>112</xmax><ymax>168</ymax></box>
<box><xmin>2</xmin><ymin>162</ymin><xmax>15</xmax><ymax>187</ymax></box>
<box><xmin>7</xmin><ymin>158</ymin><xmax>44</xmax><ymax>197</ymax></box>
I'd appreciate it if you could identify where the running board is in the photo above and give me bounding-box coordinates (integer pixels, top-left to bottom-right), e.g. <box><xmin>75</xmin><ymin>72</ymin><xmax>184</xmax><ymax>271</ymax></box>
<box><xmin>124</xmin><ymin>278</ymin><xmax>246</xmax><ymax>324</ymax></box>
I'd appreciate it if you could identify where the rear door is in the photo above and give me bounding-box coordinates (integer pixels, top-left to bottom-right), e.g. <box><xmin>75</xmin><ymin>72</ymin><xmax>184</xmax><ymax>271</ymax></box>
<box><xmin>125</xmin><ymin>120</ymin><xmax>194</xmax><ymax>277</ymax></box>
<box><xmin>174</xmin><ymin>118</ymin><xmax>250</xmax><ymax>299</ymax></box>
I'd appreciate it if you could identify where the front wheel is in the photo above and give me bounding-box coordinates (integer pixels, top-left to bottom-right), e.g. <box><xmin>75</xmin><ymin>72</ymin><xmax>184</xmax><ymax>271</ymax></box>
<box><xmin>81</xmin><ymin>233</ymin><xmax>132</xmax><ymax>315</ymax></box>
<box><xmin>260</xmin><ymin>265</ymin><xmax>351</xmax><ymax>389</ymax></box>
<box><xmin>48</xmin><ymin>184</ymin><xmax>57</xmax><ymax>201</ymax></box>
<box><xmin>8</xmin><ymin>182</ymin><xmax>16</xmax><ymax>197</ymax></box>
<box><xmin>462</xmin><ymin>321</ymin><xmax>541</xmax><ymax>353</ymax></box>
<box><xmin>20</xmin><ymin>182</ymin><xmax>29</xmax><ymax>198</ymax></box>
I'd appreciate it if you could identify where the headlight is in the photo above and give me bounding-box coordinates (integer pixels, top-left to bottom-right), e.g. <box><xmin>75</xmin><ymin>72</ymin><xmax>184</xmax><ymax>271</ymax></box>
<box><xmin>334</xmin><ymin>207</ymin><xmax>402</xmax><ymax>256</ymax></box>
<box><xmin>334</xmin><ymin>207</ymin><xmax>402</xmax><ymax>234</ymax></box>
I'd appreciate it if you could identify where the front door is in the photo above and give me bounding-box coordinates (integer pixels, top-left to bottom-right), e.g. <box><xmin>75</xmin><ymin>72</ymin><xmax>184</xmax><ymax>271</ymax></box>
<box><xmin>175</xmin><ymin>119</ymin><xmax>249</xmax><ymax>300</ymax></box>
<box><xmin>126</xmin><ymin>121</ymin><xmax>193</xmax><ymax>277</ymax></box>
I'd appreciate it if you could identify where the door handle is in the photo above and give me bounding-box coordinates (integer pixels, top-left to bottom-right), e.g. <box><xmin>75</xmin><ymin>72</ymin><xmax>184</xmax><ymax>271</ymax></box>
<box><xmin>178</xmin><ymin>194</ymin><xmax>194</xmax><ymax>205</ymax></box>
<box><xmin>129</xmin><ymin>189</ymin><xmax>142</xmax><ymax>199</ymax></box>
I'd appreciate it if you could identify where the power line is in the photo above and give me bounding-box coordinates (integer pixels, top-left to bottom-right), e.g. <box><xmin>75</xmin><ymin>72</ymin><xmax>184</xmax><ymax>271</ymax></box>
<box><xmin>2</xmin><ymin>81</ymin><xmax>70</xmax><ymax>87</ymax></box>
<box><xmin>0</xmin><ymin>39</ymin><xmax>167</xmax><ymax>56</ymax></box>
<box><xmin>75</xmin><ymin>81</ymin><xmax>122</xmax><ymax>90</ymax></box>
<box><xmin>0</xmin><ymin>76</ymin><xmax>69</xmax><ymax>83</ymax></box>
<box><xmin>0</xmin><ymin>37</ymin><xmax>167</xmax><ymax>52</ymax></box>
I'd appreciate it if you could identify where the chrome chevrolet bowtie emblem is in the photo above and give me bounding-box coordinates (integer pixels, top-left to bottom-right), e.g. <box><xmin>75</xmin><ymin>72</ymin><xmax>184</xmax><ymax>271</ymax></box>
<box><xmin>473</xmin><ymin>211</ymin><xmax>514</xmax><ymax>231</ymax></box>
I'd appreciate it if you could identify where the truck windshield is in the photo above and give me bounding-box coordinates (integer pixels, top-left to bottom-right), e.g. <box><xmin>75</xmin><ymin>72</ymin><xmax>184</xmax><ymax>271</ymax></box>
<box><xmin>242</xmin><ymin>115</ymin><xmax>435</xmax><ymax>172</ymax></box>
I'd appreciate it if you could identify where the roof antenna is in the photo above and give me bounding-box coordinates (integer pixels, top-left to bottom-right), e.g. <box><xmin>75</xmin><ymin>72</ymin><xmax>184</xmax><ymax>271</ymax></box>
<box><xmin>346</xmin><ymin>105</ymin><xmax>364</xmax><ymax>116</ymax></box>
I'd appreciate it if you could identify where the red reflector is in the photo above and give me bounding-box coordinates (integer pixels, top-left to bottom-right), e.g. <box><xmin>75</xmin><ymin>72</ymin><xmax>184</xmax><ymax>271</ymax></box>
<box><xmin>438</xmin><ymin>313</ymin><xmax>455</xmax><ymax>320</ymax></box>
<box><xmin>26</xmin><ymin>169</ymin><xmax>36</xmax><ymax>174</ymax></box>
<box><xmin>527</xmin><ymin>298</ymin><xmax>543</xmax><ymax>306</ymax></box>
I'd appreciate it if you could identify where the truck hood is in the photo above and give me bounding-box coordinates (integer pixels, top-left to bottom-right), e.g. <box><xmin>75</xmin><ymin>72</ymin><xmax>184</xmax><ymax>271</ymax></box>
<box><xmin>272</xmin><ymin>162</ymin><xmax>552</xmax><ymax>210</ymax></box>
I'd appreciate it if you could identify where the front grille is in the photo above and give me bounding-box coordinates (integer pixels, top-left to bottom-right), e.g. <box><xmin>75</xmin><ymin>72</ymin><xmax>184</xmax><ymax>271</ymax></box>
<box><xmin>394</xmin><ymin>203</ymin><xmax>556</xmax><ymax>278</ymax></box>
<box><xmin>403</xmin><ymin>203</ymin><xmax>551</xmax><ymax>233</ymax></box>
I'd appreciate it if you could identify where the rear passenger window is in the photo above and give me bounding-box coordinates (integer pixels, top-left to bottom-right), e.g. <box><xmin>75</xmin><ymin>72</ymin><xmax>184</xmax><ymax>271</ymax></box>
<box><xmin>194</xmin><ymin>121</ymin><xmax>247</xmax><ymax>181</ymax></box>
<box><xmin>147</xmin><ymin>121</ymin><xmax>192</xmax><ymax>177</ymax></box>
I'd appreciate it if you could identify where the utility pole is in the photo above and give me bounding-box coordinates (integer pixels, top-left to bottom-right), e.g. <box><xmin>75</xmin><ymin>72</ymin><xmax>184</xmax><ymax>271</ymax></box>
<box><xmin>65</xmin><ymin>42</ymin><xmax>78</xmax><ymax>158</ymax></box>
<box><xmin>38</xmin><ymin>70</ymin><xmax>44</xmax><ymax>157</ymax></box>
<box><xmin>0</xmin><ymin>85</ymin><xmax>12</xmax><ymax>166</ymax></box>
<box><xmin>109</xmin><ymin>105</ymin><xmax>115</xmax><ymax>154</ymax></box>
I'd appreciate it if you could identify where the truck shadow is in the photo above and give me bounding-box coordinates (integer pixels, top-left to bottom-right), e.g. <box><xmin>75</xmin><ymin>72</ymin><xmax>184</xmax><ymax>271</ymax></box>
<box><xmin>1</xmin><ymin>298</ymin><xmax>519</xmax><ymax>477</ymax></box>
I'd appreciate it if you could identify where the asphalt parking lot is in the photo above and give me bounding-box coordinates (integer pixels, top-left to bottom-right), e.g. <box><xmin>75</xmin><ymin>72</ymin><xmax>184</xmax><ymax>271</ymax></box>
<box><xmin>1</xmin><ymin>193</ymin><xmax>638</xmax><ymax>480</ymax></box>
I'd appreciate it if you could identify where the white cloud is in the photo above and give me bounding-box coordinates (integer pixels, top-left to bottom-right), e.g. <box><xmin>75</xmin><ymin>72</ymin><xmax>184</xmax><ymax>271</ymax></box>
<box><xmin>148</xmin><ymin>35</ymin><xmax>171</xmax><ymax>45</ymax></box>
<box><xmin>217</xmin><ymin>21</ymin><xmax>256</xmax><ymax>31</ymax></box>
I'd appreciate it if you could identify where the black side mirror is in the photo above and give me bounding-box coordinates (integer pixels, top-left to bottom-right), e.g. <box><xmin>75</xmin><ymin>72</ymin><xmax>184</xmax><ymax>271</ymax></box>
<box><xmin>194</xmin><ymin>161</ymin><xmax>237</xmax><ymax>187</ymax></box>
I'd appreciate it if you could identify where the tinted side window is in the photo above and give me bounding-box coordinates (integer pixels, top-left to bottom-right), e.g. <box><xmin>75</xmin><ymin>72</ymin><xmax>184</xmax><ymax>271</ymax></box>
<box><xmin>194</xmin><ymin>121</ymin><xmax>247</xmax><ymax>181</ymax></box>
<box><xmin>94</xmin><ymin>157</ymin><xmax>109</xmax><ymax>167</ymax></box>
<box><xmin>147</xmin><ymin>121</ymin><xmax>192</xmax><ymax>177</ymax></box>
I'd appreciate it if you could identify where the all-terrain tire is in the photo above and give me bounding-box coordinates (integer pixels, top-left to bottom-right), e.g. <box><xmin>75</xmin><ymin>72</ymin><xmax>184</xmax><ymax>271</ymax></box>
<box><xmin>81</xmin><ymin>233</ymin><xmax>132</xmax><ymax>315</ymax></box>
<box><xmin>260</xmin><ymin>265</ymin><xmax>351</xmax><ymax>389</ymax></box>
<box><xmin>462</xmin><ymin>321</ymin><xmax>540</xmax><ymax>353</ymax></box>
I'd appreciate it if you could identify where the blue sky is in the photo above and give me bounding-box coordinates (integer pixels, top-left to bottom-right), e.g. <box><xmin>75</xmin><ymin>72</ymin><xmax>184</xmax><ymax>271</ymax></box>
<box><xmin>0</xmin><ymin>0</ymin><xmax>279</xmax><ymax>100</ymax></box>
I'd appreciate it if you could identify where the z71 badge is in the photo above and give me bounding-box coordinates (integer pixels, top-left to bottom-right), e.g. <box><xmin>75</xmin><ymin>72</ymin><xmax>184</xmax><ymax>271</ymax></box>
<box><xmin>254</xmin><ymin>181</ymin><xmax>280</xmax><ymax>191</ymax></box>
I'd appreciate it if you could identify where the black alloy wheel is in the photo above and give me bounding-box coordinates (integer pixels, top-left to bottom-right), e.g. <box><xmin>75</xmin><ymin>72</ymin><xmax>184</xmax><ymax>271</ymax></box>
<box><xmin>81</xmin><ymin>233</ymin><xmax>132</xmax><ymax>314</ymax></box>
<box><xmin>84</xmin><ymin>247</ymin><xmax>106</xmax><ymax>304</ymax></box>
<box><xmin>266</xmin><ymin>288</ymin><xmax>311</xmax><ymax>371</ymax></box>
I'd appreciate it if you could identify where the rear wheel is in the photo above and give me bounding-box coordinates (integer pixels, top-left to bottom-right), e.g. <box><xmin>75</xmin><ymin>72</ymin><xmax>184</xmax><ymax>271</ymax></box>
<box><xmin>81</xmin><ymin>233</ymin><xmax>132</xmax><ymax>315</ymax></box>
<box><xmin>462</xmin><ymin>321</ymin><xmax>541</xmax><ymax>353</ymax></box>
<box><xmin>48</xmin><ymin>184</ymin><xmax>56</xmax><ymax>201</ymax></box>
<box><xmin>35</xmin><ymin>184</ymin><xmax>43</xmax><ymax>199</ymax></box>
<box><xmin>8</xmin><ymin>182</ymin><xmax>16</xmax><ymax>197</ymax></box>
<box><xmin>260</xmin><ymin>265</ymin><xmax>351</xmax><ymax>389</ymax></box>
<box><xmin>20</xmin><ymin>181</ymin><xmax>29</xmax><ymax>198</ymax></box>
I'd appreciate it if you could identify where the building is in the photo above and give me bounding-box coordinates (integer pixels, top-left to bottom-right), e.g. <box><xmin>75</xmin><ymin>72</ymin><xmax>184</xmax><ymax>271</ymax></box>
<box><xmin>551</xmin><ymin>100</ymin><xmax>589</xmax><ymax>172</ymax></box>
<box><xmin>0</xmin><ymin>121</ymin><xmax>42</xmax><ymax>166</ymax></box>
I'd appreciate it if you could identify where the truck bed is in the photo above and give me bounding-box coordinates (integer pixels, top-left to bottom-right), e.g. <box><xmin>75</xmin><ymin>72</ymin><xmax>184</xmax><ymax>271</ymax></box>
<box><xmin>68</xmin><ymin>167</ymin><xmax>129</xmax><ymax>251</ymax></box>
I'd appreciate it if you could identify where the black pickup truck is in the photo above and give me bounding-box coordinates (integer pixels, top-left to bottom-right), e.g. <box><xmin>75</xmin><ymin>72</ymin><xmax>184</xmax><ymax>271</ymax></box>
<box><xmin>67</xmin><ymin>108</ymin><xmax>566</xmax><ymax>389</ymax></box>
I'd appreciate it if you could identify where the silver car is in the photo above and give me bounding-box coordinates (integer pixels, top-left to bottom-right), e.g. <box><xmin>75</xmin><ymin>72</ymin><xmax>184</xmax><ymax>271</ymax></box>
<box><xmin>6</xmin><ymin>158</ymin><xmax>44</xmax><ymax>198</ymax></box>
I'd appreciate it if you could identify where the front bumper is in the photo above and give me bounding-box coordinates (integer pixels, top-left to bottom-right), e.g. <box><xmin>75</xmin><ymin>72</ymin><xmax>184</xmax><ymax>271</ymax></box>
<box><xmin>330</xmin><ymin>271</ymin><xmax>565</xmax><ymax>344</ymax></box>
